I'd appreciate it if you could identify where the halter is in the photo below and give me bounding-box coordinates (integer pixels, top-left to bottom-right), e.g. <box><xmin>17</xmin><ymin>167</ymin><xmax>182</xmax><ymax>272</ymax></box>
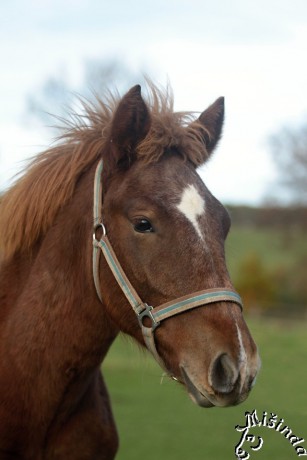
<box><xmin>92</xmin><ymin>160</ymin><xmax>243</xmax><ymax>372</ymax></box>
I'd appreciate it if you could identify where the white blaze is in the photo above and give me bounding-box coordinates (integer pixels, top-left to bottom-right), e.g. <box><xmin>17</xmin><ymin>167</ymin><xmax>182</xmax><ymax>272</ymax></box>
<box><xmin>236</xmin><ymin>322</ymin><xmax>247</xmax><ymax>365</ymax></box>
<box><xmin>236</xmin><ymin>322</ymin><xmax>248</xmax><ymax>392</ymax></box>
<box><xmin>176</xmin><ymin>184</ymin><xmax>205</xmax><ymax>239</ymax></box>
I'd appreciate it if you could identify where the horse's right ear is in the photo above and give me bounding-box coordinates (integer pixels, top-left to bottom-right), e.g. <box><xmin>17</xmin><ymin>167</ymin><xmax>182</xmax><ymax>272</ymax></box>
<box><xmin>106</xmin><ymin>85</ymin><xmax>151</xmax><ymax>173</ymax></box>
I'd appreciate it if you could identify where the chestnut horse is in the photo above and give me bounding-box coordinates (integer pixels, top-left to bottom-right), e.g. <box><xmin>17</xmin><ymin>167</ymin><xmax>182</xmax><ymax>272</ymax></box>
<box><xmin>0</xmin><ymin>83</ymin><xmax>260</xmax><ymax>459</ymax></box>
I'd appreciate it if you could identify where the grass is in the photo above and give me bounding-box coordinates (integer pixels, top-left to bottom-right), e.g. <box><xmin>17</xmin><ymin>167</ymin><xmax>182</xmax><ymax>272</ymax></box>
<box><xmin>103</xmin><ymin>317</ymin><xmax>307</xmax><ymax>460</ymax></box>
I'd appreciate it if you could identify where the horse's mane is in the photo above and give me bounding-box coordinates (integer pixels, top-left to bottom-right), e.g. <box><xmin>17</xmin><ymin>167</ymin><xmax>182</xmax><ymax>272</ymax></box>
<box><xmin>0</xmin><ymin>83</ymin><xmax>208</xmax><ymax>260</ymax></box>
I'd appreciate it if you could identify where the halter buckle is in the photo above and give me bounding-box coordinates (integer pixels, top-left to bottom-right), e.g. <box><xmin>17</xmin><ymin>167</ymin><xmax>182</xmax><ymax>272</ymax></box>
<box><xmin>138</xmin><ymin>304</ymin><xmax>160</xmax><ymax>331</ymax></box>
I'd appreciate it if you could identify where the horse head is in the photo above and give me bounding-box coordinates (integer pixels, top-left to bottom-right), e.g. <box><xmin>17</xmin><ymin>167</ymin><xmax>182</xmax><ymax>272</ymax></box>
<box><xmin>95</xmin><ymin>84</ymin><xmax>260</xmax><ymax>408</ymax></box>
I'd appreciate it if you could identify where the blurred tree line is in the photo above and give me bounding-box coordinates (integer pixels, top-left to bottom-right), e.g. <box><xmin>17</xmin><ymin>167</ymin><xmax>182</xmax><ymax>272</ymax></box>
<box><xmin>228</xmin><ymin>119</ymin><xmax>307</xmax><ymax>317</ymax></box>
<box><xmin>227</xmin><ymin>205</ymin><xmax>307</xmax><ymax>230</ymax></box>
<box><xmin>26</xmin><ymin>58</ymin><xmax>148</xmax><ymax>129</ymax></box>
<box><xmin>269</xmin><ymin>121</ymin><xmax>307</xmax><ymax>205</ymax></box>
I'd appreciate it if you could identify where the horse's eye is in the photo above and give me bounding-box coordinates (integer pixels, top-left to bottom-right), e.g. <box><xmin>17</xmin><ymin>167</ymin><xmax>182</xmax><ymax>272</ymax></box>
<box><xmin>134</xmin><ymin>219</ymin><xmax>154</xmax><ymax>233</ymax></box>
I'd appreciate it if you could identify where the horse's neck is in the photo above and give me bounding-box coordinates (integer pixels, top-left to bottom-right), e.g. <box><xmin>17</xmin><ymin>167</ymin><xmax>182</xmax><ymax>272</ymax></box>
<box><xmin>0</xmin><ymin>164</ymin><xmax>118</xmax><ymax>372</ymax></box>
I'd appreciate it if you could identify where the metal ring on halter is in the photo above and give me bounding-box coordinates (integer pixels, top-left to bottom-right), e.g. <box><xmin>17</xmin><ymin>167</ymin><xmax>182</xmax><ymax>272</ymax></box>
<box><xmin>93</xmin><ymin>223</ymin><xmax>107</xmax><ymax>241</ymax></box>
<box><xmin>137</xmin><ymin>304</ymin><xmax>160</xmax><ymax>331</ymax></box>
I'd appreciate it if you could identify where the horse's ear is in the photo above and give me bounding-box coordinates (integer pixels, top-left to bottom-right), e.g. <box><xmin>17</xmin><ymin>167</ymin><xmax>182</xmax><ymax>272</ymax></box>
<box><xmin>194</xmin><ymin>97</ymin><xmax>225</xmax><ymax>160</ymax></box>
<box><xmin>108</xmin><ymin>85</ymin><xmax>151</xmax><ymax>171</ymax></box>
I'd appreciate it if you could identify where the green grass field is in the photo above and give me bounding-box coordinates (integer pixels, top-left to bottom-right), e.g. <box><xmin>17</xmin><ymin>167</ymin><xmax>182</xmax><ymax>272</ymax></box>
<box><xmin>103</xmin><ymin>317</ymin><xmax>307</xmax><ymax>460</ymax></box>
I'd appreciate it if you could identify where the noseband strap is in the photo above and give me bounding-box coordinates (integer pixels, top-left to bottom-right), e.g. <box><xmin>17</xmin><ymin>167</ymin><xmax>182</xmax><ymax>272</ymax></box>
<box><xmin>92</xmin><ymin>160</ymin><xmax>243</xmax><ymax>372</ymax></box>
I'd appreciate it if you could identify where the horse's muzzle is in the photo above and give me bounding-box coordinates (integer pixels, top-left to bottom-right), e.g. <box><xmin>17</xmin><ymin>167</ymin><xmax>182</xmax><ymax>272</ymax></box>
<box><xmin>180</xmin><ymin>350</ymin><xmax>260</xmax><ymax>408</ymax></box>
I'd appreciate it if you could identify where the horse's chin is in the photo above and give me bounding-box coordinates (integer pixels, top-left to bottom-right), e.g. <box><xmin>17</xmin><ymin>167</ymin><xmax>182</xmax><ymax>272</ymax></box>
<box><xmin>180</xmin><ymin>367</ymin><xmax>214</xmax><ymax>407</ymax></box>
<box><xmin>187</xmin><ymin>390</ymin><xmax>215</xmax><ymax>408</ymax></box>
<box><xmin>180</xmin><ymin>366</ymin><xmax>248</xmax><ymax>408</ymax></box>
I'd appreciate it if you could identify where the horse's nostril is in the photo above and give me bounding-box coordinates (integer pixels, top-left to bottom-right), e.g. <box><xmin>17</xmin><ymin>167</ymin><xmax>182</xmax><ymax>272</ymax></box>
<box><xmin>209</xmin><ymin>353</ymin><xmax>239</xmax><ymax>394</ymax></box>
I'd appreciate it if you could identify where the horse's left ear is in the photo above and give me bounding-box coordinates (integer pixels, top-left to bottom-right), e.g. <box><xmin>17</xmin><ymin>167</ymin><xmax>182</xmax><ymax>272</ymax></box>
<box><xmin>108</xmin><ymin>85</ymin><xmax>151</xmax><ymax>171</ymax></box>
<box><xmin>195</xmin><ymin>97</ymin><xmax>225</xmax><ymax>158</ymax></box>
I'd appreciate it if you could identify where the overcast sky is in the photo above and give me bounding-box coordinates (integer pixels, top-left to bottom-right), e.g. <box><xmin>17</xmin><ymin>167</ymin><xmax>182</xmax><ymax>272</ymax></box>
<box><xmin>1</xmin><ymin>0</ymin><xmax>307</xmax><ymax>204</ymax></box>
